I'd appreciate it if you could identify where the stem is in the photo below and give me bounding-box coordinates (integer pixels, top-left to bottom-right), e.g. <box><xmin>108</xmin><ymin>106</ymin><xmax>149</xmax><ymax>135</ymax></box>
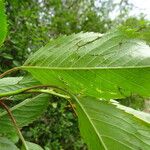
<box><xmin>27</xmin><ymin>89</ymin><xmax>70</xmax><ymax>99</ymax></box>
<box><xmin>0</xmin><ymin>97</ymin><xmax>12</xmax><ymax>101</ymax></box>
<box><xmin>0</xmin><ymin>100</ymin><xmax>29</xmax><ymax>150</ymax></box>
<box><xmin>0</xmin><ymin>85</ymin><xmax>60</xmax><ymax>98</ymax></box>
<box><xmin>1</xmin><ymin>84</ymin><xmax>78</xmax><ymax>115</ymax></box>
<box><xmin>25</xmin><ymin>86</ymin><xmax>78</xmax><ymax>114</ymax></box>
<box><xmin>0</xmin><ymin>68</ymin><xmax>79</xmax><ymax>145</ymax></box>
<box><xmin>0</xmin><ymin>67</ymin><xmax>20</xmax><ymax>78</ymax></box>
<box><xmin>26</xmin><ymin>89</ymin><xmax>77</xmax><ymax>115</ymax></box>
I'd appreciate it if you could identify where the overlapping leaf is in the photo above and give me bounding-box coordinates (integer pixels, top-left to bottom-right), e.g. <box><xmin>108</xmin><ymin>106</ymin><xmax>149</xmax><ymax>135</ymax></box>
<box><xmin>76</xmin><ymin>96</ymin><xmax>150</xmax><ymax>150</ymax></box>
<box><xmin>22</xmin><ymin>30</ymin><xmax>150</xmax><ymax>99</ymax></box>
<box><xmin>0</xmin><ymin>76</ymin><xmax>41</xmax><ymax>98</ymax></box>
<box><xmin>0</xmin><ymin>137</ymin><xmax>19</xmax><ymax>150</ymax></box>
<box><xmin>21</xmin><ymin>141</ymin><xmax>43</xmax><ymax>150</ymax></box>
<box><xmin>0</xmin><ymin>94</ymin><xmax>49</xmax><ymax>142</ymax></box>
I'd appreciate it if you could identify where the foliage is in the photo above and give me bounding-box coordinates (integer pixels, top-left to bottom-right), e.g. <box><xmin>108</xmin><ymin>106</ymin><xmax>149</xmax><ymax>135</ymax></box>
<box><xmin>0</xmin><ymin>137</ymin><xmax>19</xmax><ymax>150</ymax></box>
<box><xmin>121</xmin><ymin>17</ymin><xmax>150</xmax><ymax>45</ymax></box>
<box><xmin>0</xmin><ymin>92</ymin><xmax>49</xmax><ymax>143</ymax></box>
<box><xmin>76</xmin><ymin>97</ymin><xmax>150</xmax><ymax>150</ymax></box>
<box><xmin>0</xmin><ymin>0</ymin><xmax>7</xmax><ymax>47</ymax></box>
<box><xmin>0</xmin><ymin>0</ymin><xmax>132</xmax><ymax>72</ymax></box>
<box><xmin>0</xmin><ymin>0</ymin><xmax>150</xmax><ymax>150</ymax></box>
<box><xmin>21</xmin><ymin>141</ymin><xmax>43</xmax><ymax>150</ymax></box>
<box><xmin>0</xmin><ymin>27</ymin><xmax>150</xmax><ymax>149</ymax></box>
<box><xmin>22</xmin><ymin>97</ymin><xmax>86</xmax><ymax>150</ymax></box>
<box><xmin>118</xmin><ymin>95</ymin><xmax>145</xmax><ymax>110</ymax></box>
<box><xmin>23</xmin><ymin>31</ymin><xmax>150</xmax><ymax>99</ymax></box>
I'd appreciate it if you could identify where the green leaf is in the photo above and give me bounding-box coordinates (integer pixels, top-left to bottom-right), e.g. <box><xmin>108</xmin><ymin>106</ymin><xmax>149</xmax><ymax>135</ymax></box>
<box><xmin>22</xmin><ymin>30</ymin><xmax>150</xmax><ymax>99</ymax></box>
<box><xmin>0</xmin><ymin>137</ymin><xmax>19</xmax><ymax>150</ymax></box>
<box><xmin>21</xmin><ymin>141</ymin><xmax>43</xmax><ymax>150</ymax></box>
<box><xmin>0</xmin><ymin>94</ymin><xmax>49</xmax><ymax>142</ymax></box>
<box><xmin>0</xmin><ymin>0</ymin><xmax>7</xmax><ymax>47</ymax></box>
<box><xmin>75</xmin><ymin>96</ymin><xmax>150</xmax><ymax>150</ymax></box>
<box><xmin>0</xmin><ymin>76</ymin><xmax>41</xmax><ymax>98</ymax></box>
<box><xmin>2</xmin><ymin>53</ymin><xmax>13</xmax><ymax>60</ymax></box>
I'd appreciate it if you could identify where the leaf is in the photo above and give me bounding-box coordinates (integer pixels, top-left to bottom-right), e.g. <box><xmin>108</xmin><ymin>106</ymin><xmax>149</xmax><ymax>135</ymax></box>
<box><xmin>75</xmin><ymin>96</ymin><xmax>150</xmax><ymax>150</ymax></box>
<box><xmin>22</xmin><ymin>30</ymin><xmax>150</xmax><ymax>99</ymax></box>
<box><xmin>0</xmin><ymin>0</ymin><xmax>7</xmax><ymax>47</ymax></box>
<box><xmin>21</xmin><ymin>141</ymin><xmax>43</xmax><ymax>150</ymax></box>
<box><xmin>0</xmin><ymin>137</ymin><xmax>19</xmax><ymax>150</ymax></box>
<box><xmin>0</xmin><ymin>94</ymin><xmax>50</xmax><ymax>142</ymax></box>
<box><xmin>2</xmin><ymin>53</ymin><xmax>13</xmax><ymax>60</ymax></box>
<box><xmin>0</xmin><ymin>76</ymin><xmax>41</xmax><ymax>98</ymax></box>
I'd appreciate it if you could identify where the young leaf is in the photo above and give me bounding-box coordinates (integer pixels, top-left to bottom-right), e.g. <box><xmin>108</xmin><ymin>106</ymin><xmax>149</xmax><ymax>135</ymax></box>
<box><xmin>75</xmin><ymin>97</ymin><xmax>150</xmax><ymax>150</ymax></box>
<box><xmin>0</xmin><ymin>0</ymin><xmax>7</xmax><ymax>47</ymax></box>
<box><xmin>0</xmin><ymin>94</ymin><xmax>50</xmax><ymax>142</ymax></box>
<box><xmin>21</xmin><ymin>141</ymin><xmax>43</xmax><ymax>150</ymax></box>
<box><xmin>0</xmin><ymin>76</ymin><xmax>41</xmax><ymax>98</ymax></box>
<box><xmin>0</xmin><ymin>137</ymin><xmax>19</xmax><ymax>150</ymax></box>
<box><xmin>22</xmin><ymin>30</ymin><xmax>150</xmax><ymax>99</ymax></box>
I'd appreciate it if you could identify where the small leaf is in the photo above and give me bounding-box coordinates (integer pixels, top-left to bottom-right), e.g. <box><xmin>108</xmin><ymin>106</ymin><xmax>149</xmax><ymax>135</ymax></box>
<box><xmin>13</xmin><ymin>60</ymin><xmax>21</xmax><ymax>66</ymax></box>
<box><xmin>0</xmin><ymin>137</ymin><xmax>19</xmax><ymax>150</ymax></box>
<box><xmin>0</xmin><ymin>76</ymin><xmax>41</xmax><ymax>98</ymax></box>
<box><xmin>2</xmin><ymin>53</ymin><xmax>13</xmax><ymax>60</ymax></box>
<box><xmin>21</xmin><ymin>141</ymin><xmax>43</xmax><ymax>150</ymax></box>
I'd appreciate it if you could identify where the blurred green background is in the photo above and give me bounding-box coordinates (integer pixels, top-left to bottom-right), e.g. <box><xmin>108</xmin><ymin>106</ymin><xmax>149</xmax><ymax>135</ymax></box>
<box><xmin>1</xmin><ymin>0</ymin><xmax>150</xmax><ymax>149</ymax></box>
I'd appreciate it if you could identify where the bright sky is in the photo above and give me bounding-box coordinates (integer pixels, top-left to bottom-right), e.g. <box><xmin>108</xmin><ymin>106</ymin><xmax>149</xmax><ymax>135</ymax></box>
<box><xmin>129</xmin><ymin>0</ymin><xmax>150</xmax><ymax>19</ymax></box>
<box><xmin>95</xmin><ymin>0</ymin><xmax>150</xmax><ymax>20</ymax></box>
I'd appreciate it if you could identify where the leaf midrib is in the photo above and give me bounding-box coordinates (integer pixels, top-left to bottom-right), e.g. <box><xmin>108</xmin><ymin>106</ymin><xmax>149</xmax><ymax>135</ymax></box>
<box><xmin>75</xmin><ymin>97</ymin><xmax>108</xmax><ymax>150</ymax></box>
<box><xmin>21</xmin><ymin>65</ymin><xmax>150</xmax><ymax>70</ymax></box>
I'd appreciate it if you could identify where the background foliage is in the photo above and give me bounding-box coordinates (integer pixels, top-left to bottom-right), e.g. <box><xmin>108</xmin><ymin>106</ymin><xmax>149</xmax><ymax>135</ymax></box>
<box><xmin>0</xmin><ymin>0</ymin><xmax>150</xmax><ymax>149</ymax></box>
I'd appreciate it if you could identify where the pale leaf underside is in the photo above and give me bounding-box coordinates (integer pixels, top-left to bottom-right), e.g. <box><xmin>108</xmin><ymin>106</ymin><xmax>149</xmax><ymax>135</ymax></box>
<box><xmin>23</xmin><ymin>31</ymin><xmax>150</xmax><ymax>99</ymax></box>
<box><xmin>0</xmin><ymin>76</ymin><xmax>41</xmax><ymax>98</ymax></box>
<box><xmin>76</xmin><ymin>97</ymin><xmax>150</xmax><ymax>150</ymax></box>
<box><xmin>0</xmin><ymin>137</ymin><xmax>19</xmax><ymax>150</ymax></box>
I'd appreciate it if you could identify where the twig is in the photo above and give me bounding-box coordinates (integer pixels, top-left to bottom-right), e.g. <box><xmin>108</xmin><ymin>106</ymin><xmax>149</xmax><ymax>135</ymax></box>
<box><xmin>0</xmin><ymin>67</ymin><xmax>20</xmax><ymax>78</ymax></box>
